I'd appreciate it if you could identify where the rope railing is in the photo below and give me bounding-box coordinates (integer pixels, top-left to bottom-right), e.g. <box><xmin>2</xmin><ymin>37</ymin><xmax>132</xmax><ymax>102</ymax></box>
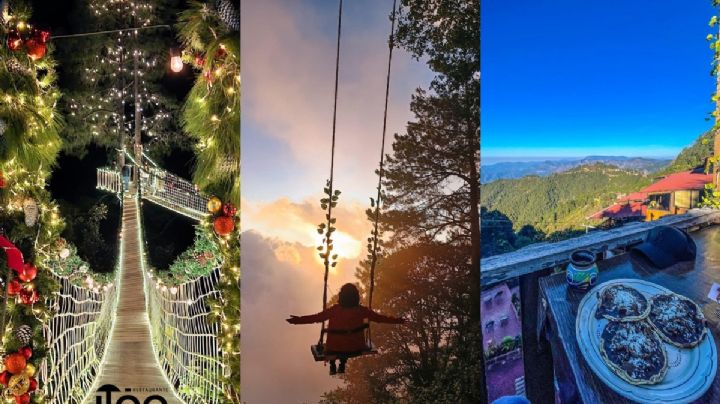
<box><xmin>134</xmin><ymin>182</ymin><xmax>224</xmax><ymax>402</ymax></box>
<box><xmin>143</xmin><ymin>268</ymin><xmax>224</xmax><ymax>403</ymax></box>
<box><xmin>96</xmin><ymin>167</ymin><xmax>123</xmax><ymax>195</ymax></box>
<box><xmin>139</xmin><ymin>165</ymin><xmax>209</xmax><ymax>221</ymax></box>
<box><xmin>41</xmin><ymin>272</ymin><xmax>117</xmax><ymax>403</ymax></box>
<box><xmin>97</xmin><ymin>164</ymin><xmax>208</xmax><ymax>221</ymax></box>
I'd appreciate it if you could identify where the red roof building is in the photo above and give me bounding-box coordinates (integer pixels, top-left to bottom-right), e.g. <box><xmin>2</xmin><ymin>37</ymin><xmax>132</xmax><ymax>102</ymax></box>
<box><xmin>590</xmin><ymin>170</ymin><xmax>712</xmax><ymax>222</ymax></box>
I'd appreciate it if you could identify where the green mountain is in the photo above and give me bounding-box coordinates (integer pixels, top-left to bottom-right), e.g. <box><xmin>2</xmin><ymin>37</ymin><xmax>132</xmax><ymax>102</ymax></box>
<box><xmin>481</xmin><ymin>163</ymin><xmax>652</xmax><ymax>235</ymax></box>
<box><xmin>657</xmin><ymin>131</ymin><xmax>714</xmax><ymax>175</ymax></box>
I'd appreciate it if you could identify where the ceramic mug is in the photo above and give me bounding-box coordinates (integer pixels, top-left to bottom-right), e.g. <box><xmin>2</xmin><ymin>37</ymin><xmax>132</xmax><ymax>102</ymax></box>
<box><xmin>566</xmin><ymin>249</ymin><xmax>599</xmax><ymax>291</ymax></box>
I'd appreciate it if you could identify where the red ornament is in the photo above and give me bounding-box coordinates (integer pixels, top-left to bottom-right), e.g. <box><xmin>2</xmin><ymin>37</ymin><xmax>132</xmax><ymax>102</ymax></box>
<box><xmin>0</xmin><ymin>371</ymin><xmax>10</xmax><ymax>386</ymax></box>
<box><xmin>4</xmin><ymin>353</ymin><xmax>26</xmax><ymax>374</ymax></box>
<box><xmin>222</xmin><ymin>203</ymin><xmax>237</xmax><ymax>217</ymax></box>
<box><xmin>215</xmin><ymin>46</ymin><xmax>227</xmax><ymax>59</ymax></box>
<box><xmin>194</xmin><ymin>54</ymin><xmax>205</xmax><ymax>67</ymax></box>
<box><xmin>6</xmin><ymin>30</ymin><xmax>22</xmax><ymax>51</ymax></box>
<box><xmin>19</xmin><ymin>289</ymin><xmax>38</xmax><ymax>305</ymax></box>
<box><xmin>17</xmin><ymin>264</ymin><xmax>37</xmax><ymax>283</ymax></box>
<box><xmin>7</xmin><ymin>280</ymin><xmax>22</xmax><ymax>296</ymax></box>
<box><xmin>0</xmin><ymin>172</ymin><xmax>6</xmax><ymax>188</ymax></box>
<box><xmin>32</xmin><ymin>29</ymin><xmax>50</xmax><ymax>44</ymax></box>
<box><xmin>25</xmin><ymin>39</ymin><xmax>46</xmax><ymax>61</ymax></box>
<box><xmin>213</xmin><ymin>216</ymin><xmax>235</xmax><ymax>236</ymax></box>
<box><xmin>27</xmin><ymin>378</ymin><xmax>37</xmax><ymax>392</ymax></box>
<box><xmin>15</xmin><ymin>394</ymin><xmax>30</xmax><ymax>404</ymax></box>
<box><xmin>18</xmin><ymin>346</ymin><xmax>32</xmax><ymax>360</ymax></box>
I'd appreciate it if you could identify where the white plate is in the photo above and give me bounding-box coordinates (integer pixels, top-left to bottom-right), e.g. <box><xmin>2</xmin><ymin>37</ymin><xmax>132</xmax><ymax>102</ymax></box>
<box><xmin>576</xmin><ymin>279</ymin><xmax>717</xmax><ymax>403</ymax></box>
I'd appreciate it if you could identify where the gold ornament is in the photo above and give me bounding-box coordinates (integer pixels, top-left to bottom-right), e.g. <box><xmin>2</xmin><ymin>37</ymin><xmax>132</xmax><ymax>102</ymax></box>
<box><xmin>207</xmin><ymin>196</ymin><xmax>222</xmax><ymax>213</ymax></box>
<box><xmin>8</xmin><ymin>374</ymin><xmax>29</xmax><ymax>396</ymax></box>
<box><xmin>3</xmin><ymin>389</ymin><xmax>14</xmax><ymax>402</ymax></box>
<box><xmin>22</xmin><ymin>364</ymin><xmax>34</xmax><ymax>378</ymax></box>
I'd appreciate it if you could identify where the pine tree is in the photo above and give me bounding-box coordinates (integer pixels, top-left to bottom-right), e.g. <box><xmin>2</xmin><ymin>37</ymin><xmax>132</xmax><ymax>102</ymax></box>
<box><xmin>326</xmin><ymin>0</ymin><xmax>481</xmax><ymax>401</ymax></box>
<box><xmin>57</xmin><ymin>0</ymin><xmax>187</xmax><ymax>158</ymax></box>
<box><xmin>0</xmin><ymin>1</ymin><xmax>66</xmax><ymax>402</ymax></box>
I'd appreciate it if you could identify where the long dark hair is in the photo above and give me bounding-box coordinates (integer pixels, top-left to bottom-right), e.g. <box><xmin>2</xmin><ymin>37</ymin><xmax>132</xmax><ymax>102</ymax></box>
<box><xmin>338</xmin><ymin>283</ymin><xmax>360</xmax><ymax>308</ymax></box>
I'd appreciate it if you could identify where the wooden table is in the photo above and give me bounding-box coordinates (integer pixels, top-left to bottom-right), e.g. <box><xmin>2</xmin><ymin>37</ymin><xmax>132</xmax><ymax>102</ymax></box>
<box><xmin>538</xmin><ymin>225</ymin><xmax>720</xmax><ymax>404</ymax></box>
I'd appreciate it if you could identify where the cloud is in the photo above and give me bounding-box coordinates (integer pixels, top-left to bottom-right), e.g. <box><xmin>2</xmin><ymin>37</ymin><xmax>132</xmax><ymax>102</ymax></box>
<box><xmin>241</xmin><ymin>0</ymin><xmax>432</xmax><ymax>200</ymax></box>
<box><xmin>242</xmin><ymin>196</ymin><xmax>372</xmax><ymax>261</ymax></box>
<box><xmin>241</xmin><ymin>231</ymin><xmax>359</xmax><ymax>403</ymax></box>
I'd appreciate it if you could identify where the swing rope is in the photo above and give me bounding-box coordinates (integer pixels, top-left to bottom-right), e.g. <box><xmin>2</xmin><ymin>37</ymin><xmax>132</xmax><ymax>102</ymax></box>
<box><xmin>366</xmin><ymin>0</ymin><xmax>397</xmax><ymax>347</ymax></box>
<box><xmin>319</xmin><ymin>0</ymin><xmax>344</xmax><ymax>347</ymax></box>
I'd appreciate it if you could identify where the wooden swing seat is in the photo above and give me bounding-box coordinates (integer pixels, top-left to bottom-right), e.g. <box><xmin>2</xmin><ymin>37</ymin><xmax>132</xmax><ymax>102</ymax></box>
<box><xmin>311</xmin><ymin>343</ymin><xmax>377</xmax><ymax>362</ymax></box>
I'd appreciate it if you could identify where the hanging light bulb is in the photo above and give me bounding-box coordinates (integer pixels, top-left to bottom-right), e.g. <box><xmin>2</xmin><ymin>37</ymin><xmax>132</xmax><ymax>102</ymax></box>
<box><xmin>169</xmin><ymin>48</ymin><xmax>183</xmax><ymax>73</ymax></box>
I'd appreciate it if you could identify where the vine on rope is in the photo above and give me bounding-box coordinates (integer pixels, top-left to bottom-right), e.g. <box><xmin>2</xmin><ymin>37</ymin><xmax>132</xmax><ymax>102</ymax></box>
<box><xmin>317</xmin><ymin>181</ymin><xmax>341</xmax><ymax>272</ymax></box>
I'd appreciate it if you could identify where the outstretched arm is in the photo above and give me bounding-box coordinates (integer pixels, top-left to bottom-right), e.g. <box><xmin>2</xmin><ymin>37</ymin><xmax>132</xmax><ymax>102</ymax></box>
<box><xmin>364</xmin><ymin>307</ymin><xmax>405</xmax><ymax>324</ymax></box>
<box><xmin>286</xmin><ymin>308</ymin><xmax>332</xmax><ymax>324</ymax></box>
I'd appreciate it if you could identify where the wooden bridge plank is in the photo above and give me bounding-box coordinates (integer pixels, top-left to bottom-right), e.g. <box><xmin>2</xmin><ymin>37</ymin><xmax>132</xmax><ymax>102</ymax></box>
<box><xmin>86</xmin><ymin>195</ymin><xmax>181</xmax><ymax>404</ymax></box>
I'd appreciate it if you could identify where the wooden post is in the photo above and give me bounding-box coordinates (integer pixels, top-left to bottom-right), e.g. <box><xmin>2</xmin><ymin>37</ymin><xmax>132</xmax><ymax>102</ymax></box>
<box><xmin>519</xmin><ymin>270</ymin><xmax>555</xmax><ymax>404</ymax></box>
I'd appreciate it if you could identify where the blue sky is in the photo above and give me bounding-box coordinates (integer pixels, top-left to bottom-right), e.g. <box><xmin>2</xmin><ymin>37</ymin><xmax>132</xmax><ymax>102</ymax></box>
<box><xmin>482</xmin><ymin>0</ymin><xmax>717</xmax><ymax>162</ymax></box>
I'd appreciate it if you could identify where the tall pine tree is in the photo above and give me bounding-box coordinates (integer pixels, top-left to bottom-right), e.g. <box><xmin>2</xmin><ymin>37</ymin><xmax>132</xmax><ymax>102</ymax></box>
<box><xmin>323</xmin><ymin>0</ymin><xmax>480</xmax><ymax>401</ymax></box>
<box><xmin>57</xmin><ymin>0</ymin><xmax>187</xmax><ymax>158</ymax></box>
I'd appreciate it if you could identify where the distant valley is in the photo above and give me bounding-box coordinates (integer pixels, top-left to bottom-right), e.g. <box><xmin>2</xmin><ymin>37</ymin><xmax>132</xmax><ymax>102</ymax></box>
<box><xmin>481</xmin><ymin>156</ymin><xmax>671</xmax><ymax>183</ymax></box>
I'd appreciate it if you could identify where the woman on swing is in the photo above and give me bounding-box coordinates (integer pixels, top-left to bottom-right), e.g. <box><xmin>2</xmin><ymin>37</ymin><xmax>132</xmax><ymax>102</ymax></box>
<box><xmin>287</xmin><ymin>283</ymin><xmax>405</xmax><ymax>375</ymax></box>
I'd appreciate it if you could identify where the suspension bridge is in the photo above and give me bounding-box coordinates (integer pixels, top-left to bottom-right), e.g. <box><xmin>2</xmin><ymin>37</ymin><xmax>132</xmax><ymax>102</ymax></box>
<box><xmin>39</xmin><ymin>155</ymin><xmax>225</xmax><ymax>403</ymax></box>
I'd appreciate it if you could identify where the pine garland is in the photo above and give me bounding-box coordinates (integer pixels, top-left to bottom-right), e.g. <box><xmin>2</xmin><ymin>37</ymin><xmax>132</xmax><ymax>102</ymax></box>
<box><xmin>0</xmin><ymin>2</ymin><xmax>65</xmax><ymax>402</ymax></box>
<box><xmin>177</xmin><ymin>2</ymin><xmax>240</xmax><ymax>402</ymax></box>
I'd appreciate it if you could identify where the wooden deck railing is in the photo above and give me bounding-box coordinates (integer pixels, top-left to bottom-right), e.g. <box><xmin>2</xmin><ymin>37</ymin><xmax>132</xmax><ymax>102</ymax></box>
<box><xmin>481</xmin><ymin>208</ymin><xmax>720</xmax><ymax>403</ymax></box>
<box><xmin>481</xmin><ymin>208</ymin><xmax>720</xmax><ymax>286</ymax></box>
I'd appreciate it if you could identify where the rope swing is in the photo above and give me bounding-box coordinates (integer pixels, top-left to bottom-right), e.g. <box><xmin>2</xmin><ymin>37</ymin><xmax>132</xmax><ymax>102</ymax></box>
<box><xmin>317</xmin><ymin>0</ymin><xmax>344</xmax><ymax>350</ymax></box>
<box><xmin>313</xmin><ymin>0</ymin><xmax>398</xmax><ymax>360</ymax></box>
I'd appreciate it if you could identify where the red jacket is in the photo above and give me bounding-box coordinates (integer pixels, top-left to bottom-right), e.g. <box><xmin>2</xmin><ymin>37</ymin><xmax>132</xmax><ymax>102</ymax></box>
<box><xmin>289</xmin><ymin>304</ymin><xmax>403</xmax><ymax>353</ymax></box>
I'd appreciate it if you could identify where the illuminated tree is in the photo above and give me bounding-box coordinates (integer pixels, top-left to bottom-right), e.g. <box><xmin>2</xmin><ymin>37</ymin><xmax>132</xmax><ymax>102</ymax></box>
<box><xmin>59</xmin><ymin>0</ymin><xmax>186</xmax><ymax>158</ymax></box>
<box><xmin>177</xmin><ymin>1</ymin><xmax>239</xmax><ymax>401</ymax></box>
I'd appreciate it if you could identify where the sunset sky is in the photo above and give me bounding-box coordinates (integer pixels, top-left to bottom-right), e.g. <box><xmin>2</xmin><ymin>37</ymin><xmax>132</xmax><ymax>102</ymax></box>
<box><xmin>240</xmin><ymin>0</ymin><xmax>432</xmax><ymax>402</ymax></box>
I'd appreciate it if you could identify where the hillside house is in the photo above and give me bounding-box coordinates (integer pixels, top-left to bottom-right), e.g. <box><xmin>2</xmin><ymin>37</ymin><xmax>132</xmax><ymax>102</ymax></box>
<box><xmin>590</xmin><ymin>169</ymin><xmax>713</xmax><ymax>222</ymax></box>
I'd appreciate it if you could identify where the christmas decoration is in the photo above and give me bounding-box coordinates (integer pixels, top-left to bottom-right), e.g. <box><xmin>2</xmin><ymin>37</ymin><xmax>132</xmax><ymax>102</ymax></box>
<box><xmin>22</xmin><ymin>198</ymin><xmax>37</xmax><ymax>227</ymax></box>
<box><xmin>0</xmin><ymin>372</ymin><xmax>10</xmax><ymax>387</ymax></box>
<box><xmin>216</xmin><ymin>0</ymin><xmax>240</xmax><ymax>32</ymax></box>
<box><xmin>17</xmin><ymin>264</ymin><xmax>36</xmax><ymax>283</ymax></box>
<box><xmin>7</xmin><ymin>280</ymin><xmax>21</xmax><ymax>297</ymax></box>
<box><xmin>194</xmin><ymin>54</ymin><xmax>205</xmax><ymax>67</ymax></box>
<box><xmin>0</xmin><ymin>172</ymin><xmax>5</xmax><ymax>188</ymax></box>
<box><xmin>207</xmin><ymin>197</ymin><xmax>222</xmax><ymax>213</ymax></box>
<box><xmin>17</xmin><ymin>347</ymin><xmax>31</xmax><ymax>361</ymax></box>
<box><xmin>18</xmin><ymin>289</ymin><xmax>38</xmax><ymax>305</ymax></box>
<box><xmin>0</xmin><ymin>237</ymin><xmax>23</xmax><ymax>272</ymax></box>
<box><xmin>6</xmin><ymin>30</ymin><xmax>22</xmax><ymax>51</ymax></box>
<box><xmin>222</xmin><ymin>203</ymin><xmax>237</xmax><ymax>217</ymax></box>
<box><xmin>26</xmin><ymin>378</ymin><xmax>35</xmax><ymax>393</ymax></box>
<box><xmin>213</xmin><ymin>216</ymin><xmax>235</xmax><ymax>236</ymax></box>
<box><xmin>25</xmin><ymin>39</ymin><xmax>45</xmax><ymax>61</ymax></box>
<box><xmin>14</xmin><ymin>393</ymin><xmax>29</xmax><ymax>404</ymax></box>
<box><xmin>180</xmin><ymin>1</ymin><xmax>240</xmax><ymax>399</ymax></box>
<box><xmin>170</xmin><ymin>48</ymin><xmax>183</xmax><ymax>73</ymax></box>
<box><xmin>59</xmin><ymin>248</ymin><xmax>70</xmax><ymax>259</ymax></box>
<box><xmin>21</xmin><ymin>365</ymin><xmax>34</xmax><ymax>378</ymax></box>
<box><xmin>7</xmin><ymin>374</ymin><xmax>29</xmax><ymax>396</ymax></box>
<box><xmin>14</xmin><ymin>326</ymin><xmax>31</xmax><ymax>347</ymax></box>
<box><xmin>3</xmin><ymin>354</ymin><xmax>25</xmax><ymax>375</ymax></box>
